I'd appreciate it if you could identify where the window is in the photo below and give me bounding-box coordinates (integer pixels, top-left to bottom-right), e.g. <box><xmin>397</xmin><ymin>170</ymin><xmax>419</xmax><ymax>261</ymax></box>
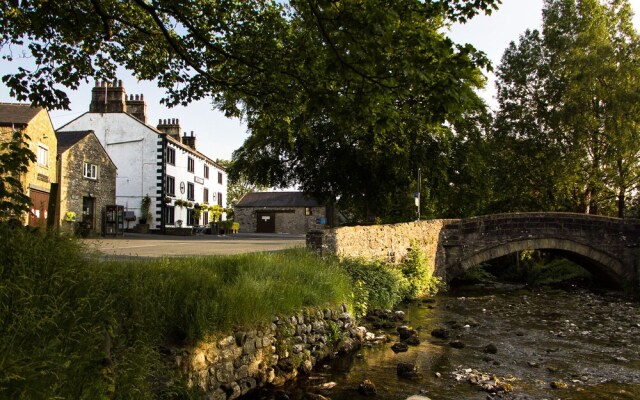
<box><xmin>187</xmin><ymin>182</ymin><xmax>195</xmax><ymax>200</ymax></box>
<box><xmin>204</xmin><ymin>165</ymin><xmax>209</xmax><ymax>179</ymax></box>
<box><xmin>218</xmin><ymin>192</ymin><xmax>223</xmax><ymax>206</ymax></box>
<box><xmin>166</xmin><ymin>175</ymin><xmax>175</xmax><ymax>196</ymax></box>
<box><xmin>187</xmin><ymin>209</ymin><xmax>195</xmax><ymax>226</ymax></box>
<box><xmin>167</xmin><ymin>148</ymin><xmax>175</xmax><ymax>165</ymax></box>
<box><xmin>187</xmin><ymin>157</ymin><xmax>194</xmax><ymax>173</ymax></box>
<box><xmin>203</xmin><ymin>211</ymin><xmax>209</xmax><ymax>225</ymax></box>
<box><xmin>165</xmin><ymin>206</ymin><xmax>175</xmax><ymax>225</ymax></box>
<box><xmin>37</xmin><ymin>144</ymin><xmax>48</xmax><ymax>166</ymax></box>
<box><xmin>83</xmin><ymin>162</ymin><xmax>98</xmax><ymax>180</ymax></box>
<box><xmin>218</xmin><ymin>171</ymin><xmax>223</xmax><ymax>184</ymax></box>
<box><xmin>203</xmin><ymin>188</ymin><xmax>209</xmax><ymax>204</ymax></box>
<box><xmin>305</xmin><ymin>207</ymin><xmax>312</xmax><ymax>216</ymax></box>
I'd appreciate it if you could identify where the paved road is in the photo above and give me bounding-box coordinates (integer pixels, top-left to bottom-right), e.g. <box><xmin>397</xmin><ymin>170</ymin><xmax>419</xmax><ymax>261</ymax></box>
<box><xmin>83</xmin><ymin>232</ymin><xmax>306</xmax><ymax>258</ymax></box>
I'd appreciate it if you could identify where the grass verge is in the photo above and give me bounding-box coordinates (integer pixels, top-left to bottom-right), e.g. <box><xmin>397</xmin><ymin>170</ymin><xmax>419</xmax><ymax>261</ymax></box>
<box><xmin>0</xmin><ymin>225</ymin><xmax>440</xmax><ymax>398</ymax></box>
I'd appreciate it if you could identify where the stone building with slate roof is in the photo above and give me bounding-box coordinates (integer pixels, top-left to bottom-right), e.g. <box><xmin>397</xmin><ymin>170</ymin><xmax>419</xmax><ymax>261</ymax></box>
<box><xmin>55</xmin><ymin>130</ymin><xmax>116</xmax><ymax>236</ymax></box>
<box><xmin>234</xmin><ymin>191</ymin><xmax>327</xmax><ymax>233</ymax></box>
<box><xmin>0</xmin><ymin>103</ymin><xmax>57</xmax><ymax>227</ymax></box>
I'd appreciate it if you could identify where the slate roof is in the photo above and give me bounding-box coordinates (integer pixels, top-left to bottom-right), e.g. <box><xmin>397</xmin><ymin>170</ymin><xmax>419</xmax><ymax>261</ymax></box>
<box><xmin>55</xmin><ymin>130</ymin><xmax>93</xmax><ymax>154</ymax></box>
<box><xmin>59</xmin><ymin>111</ymin><xmax>226</xmax><ymax>171</ymax></box>
<box><xmin>236</xmin><ymin>192</ymin><xmax>321</xmax><ymax>208</ymax></box>
<box><xmin>0</xmin><ymin>103</ymin><xmax>43</xmax><ymax>126</ymax></box>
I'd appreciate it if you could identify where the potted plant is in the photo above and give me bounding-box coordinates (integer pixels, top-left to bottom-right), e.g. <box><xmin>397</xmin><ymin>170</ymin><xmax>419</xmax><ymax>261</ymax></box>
<box><xmin>176</xmin><ymin>219</ymin><xmax>183</xmax><ymax>227</ymax></box>
<box><xmin>137</xmin><ymin>195</ymin><xmax>151</xmax><ymax>233</ymax></box>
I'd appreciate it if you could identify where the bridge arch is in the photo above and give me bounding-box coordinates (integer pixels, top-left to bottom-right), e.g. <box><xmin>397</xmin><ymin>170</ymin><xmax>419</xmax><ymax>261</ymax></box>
<box><xmin>452</xmin><ymin>237</ymin><xmax>626</xmax><ymax>286</ymax></box>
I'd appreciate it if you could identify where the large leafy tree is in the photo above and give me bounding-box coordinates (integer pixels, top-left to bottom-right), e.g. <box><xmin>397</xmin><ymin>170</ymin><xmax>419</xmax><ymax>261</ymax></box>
<box><xmin>492</xmin><ymin>0</ymin><xmax>640</xmax><ymax>217</ymax></box>
<box><xmin>1</xmin><ymin>0</ymin><xmax>500</xmax><ymax>221</ymax></box>
<box><xmin>215</xmin><ymin>159</ymin><xmax>267</xmax><ymax>211</ymax></box>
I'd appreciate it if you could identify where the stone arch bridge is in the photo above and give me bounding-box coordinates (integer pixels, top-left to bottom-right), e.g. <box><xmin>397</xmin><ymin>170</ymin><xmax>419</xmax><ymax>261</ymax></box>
<box><xmin>306</xmin><ymin>213</ymin><xmax>640</xmax><ymax>287</ymax></box>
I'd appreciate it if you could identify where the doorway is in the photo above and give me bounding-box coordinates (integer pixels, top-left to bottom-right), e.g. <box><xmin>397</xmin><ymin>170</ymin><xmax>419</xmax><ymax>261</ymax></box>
<box><xmin>82</xmin><ymin>196</ymin><xmax>95</xmax><ymax>231</ymax></box>
<box><xmin>256</xmin><ymin>211</ymin><xmax>276</xmax><ymax>233</ymax></box>
<box><xmin>28</xmin><ymin>189</ymin><xmax>49</xmax><ymax>228</ymax></box>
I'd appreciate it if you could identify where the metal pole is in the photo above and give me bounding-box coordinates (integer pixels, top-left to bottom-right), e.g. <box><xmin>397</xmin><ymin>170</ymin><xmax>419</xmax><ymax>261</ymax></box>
<box><xmin>417</xmin><ymin>167</ymin><xmax>421</xmax><ymax>221</ymax></box>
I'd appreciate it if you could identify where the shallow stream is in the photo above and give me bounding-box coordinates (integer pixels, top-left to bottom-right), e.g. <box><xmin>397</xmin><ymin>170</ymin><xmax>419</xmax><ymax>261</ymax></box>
<box><xmin>246</xmin><ymin>284</ymin><xmax>640</xmax><ymax>399</ymax></box>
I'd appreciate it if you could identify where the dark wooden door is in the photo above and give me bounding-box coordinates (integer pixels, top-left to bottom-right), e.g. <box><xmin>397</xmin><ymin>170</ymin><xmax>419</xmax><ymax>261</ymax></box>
<box><xmin>256</xmin><ymin>212</ymin><xmax>276</xmax><ymax>233</ymax></box>
<box><xmin>28</xmin><ymin>189</ymin><xmax>49</xmax><ymax>228</ymax></box>
<box><xmin>82</xmin><ymin>196</ymin><xmax>95</xmax><ymax>231</ymax></box>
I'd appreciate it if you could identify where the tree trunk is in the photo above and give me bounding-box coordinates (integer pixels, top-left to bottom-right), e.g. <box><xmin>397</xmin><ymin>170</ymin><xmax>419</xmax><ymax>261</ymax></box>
<box><xmin>617</xmin><ymin>188</ymin><xmax>625</xmax><ymax>218</ymax></box>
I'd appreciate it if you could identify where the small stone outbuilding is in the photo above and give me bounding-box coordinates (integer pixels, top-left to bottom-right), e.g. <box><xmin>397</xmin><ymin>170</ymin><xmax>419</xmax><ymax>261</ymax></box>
<box><xmin>55</xmin><ymin>130</ymin><xmax>117</xmax><ymax>236</ymax></box>
<box><xmin>235</xmin><ymin>192</ymin><xmax>326</xmax><ymax>234</ymax></box>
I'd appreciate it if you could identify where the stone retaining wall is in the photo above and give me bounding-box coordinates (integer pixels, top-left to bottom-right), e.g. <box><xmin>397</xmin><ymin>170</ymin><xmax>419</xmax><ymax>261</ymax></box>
<box><xmin>175</xmin><ymin>305</ymin><xmax>361</xmax><ymax>399</ymax></box>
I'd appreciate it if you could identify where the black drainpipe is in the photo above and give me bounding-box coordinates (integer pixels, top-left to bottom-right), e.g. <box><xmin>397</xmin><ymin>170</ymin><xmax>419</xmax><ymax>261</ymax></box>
<box><xmin>160</xmin><ymin>134</ymin><xmax>167</xmax><ymax>234</ymax></box>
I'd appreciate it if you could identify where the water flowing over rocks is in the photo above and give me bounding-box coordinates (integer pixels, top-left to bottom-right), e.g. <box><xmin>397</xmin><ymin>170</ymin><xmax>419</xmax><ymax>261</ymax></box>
<box><xmin>240</xmin><ymin>286</ymin><xmax>640</xmax><ymax>399</ymax></box>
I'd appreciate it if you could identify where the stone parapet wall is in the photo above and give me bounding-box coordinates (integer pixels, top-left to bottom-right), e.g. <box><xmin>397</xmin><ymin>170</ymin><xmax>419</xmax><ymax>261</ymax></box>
<box><xmin>309</xmin><ymin>220</ymin><xmax>458</xmax><ymax>275</ymax></box>
<box><xmin>307</xmin><ymin>213</ymin><xmax>640</xmax><ymax>285</ymax></box>
<box><xmin>176</xmin><ymin>305</ymin><xmax>361</xmax><ymax>399</ymax></box>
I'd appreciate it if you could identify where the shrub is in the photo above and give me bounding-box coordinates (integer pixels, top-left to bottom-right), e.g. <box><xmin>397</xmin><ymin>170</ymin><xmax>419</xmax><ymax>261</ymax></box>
<box><xmin>399</xmin><ymin>243</ymin><xmax>444</xmax><ymax>298</ymax></box>
<box><xmin>340</xmin><ymin>258</ymin><xmax>408</xmax><ymax>318</ymax></box>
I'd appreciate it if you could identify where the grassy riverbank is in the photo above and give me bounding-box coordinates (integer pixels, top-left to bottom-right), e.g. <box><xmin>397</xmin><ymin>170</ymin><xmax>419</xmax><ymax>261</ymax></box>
<box><xmin>0</xmin><ymin>225</ymin><xmax>440</xmax><ymax>399</ymax></box>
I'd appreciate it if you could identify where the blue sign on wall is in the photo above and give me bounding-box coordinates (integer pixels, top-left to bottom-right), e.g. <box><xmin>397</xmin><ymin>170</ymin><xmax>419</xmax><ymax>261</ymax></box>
<box><xmin>316</xmin><ymin>217</ymin><xmax>327</xmax><ymax>225</ymax></box>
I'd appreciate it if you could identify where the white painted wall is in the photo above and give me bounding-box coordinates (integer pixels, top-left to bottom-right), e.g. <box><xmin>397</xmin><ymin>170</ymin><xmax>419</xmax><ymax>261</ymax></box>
<box><xmin>166</xmin><ymin>141</ymin><xmax>227</xmax><ymax>226</ymax></box>
<box><xmin>59</xmin><ymin>112</ymin><xmax>228</xmax><ymax>230</ymax></box>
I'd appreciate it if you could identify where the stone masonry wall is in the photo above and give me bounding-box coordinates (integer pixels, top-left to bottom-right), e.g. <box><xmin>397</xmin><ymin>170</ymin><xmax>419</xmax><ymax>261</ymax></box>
<box><xmin>307</xmin><ymin>213</ymin><xmax>640</xmax><ymax>284</ymax></box>
<box><xmin>308</xmin><ymin>220</ymin><xmax>457</xmax><ymax>275</ymax></box>
<box><xmin>175</xmin><ymin>305</ymin><xmax>362</xmax><ymax>399</ymax></box>
<box><xmin>236</xmin><ymin>206</ymin><xmax>326</xmax><ymax>234</ymax></box>
<box><xmin>58</xmin><ymin>134</ymin><xmax>116</xmax><ymax>235</ymax></box>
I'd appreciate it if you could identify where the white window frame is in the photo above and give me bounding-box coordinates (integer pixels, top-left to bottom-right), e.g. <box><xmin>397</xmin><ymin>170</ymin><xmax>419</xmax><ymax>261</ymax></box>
<box><xmin>37</xmin><ymin>144</ymin><xmax>48</xmax><ymax>167</ymax></box>
<box><xmin>83</xmin><ymin>162</ymin><xmax>98</xmax><ymax>180</ymax></box>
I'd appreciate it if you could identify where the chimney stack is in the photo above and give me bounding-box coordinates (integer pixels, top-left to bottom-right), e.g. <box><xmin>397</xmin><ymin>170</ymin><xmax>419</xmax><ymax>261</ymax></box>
<box><xmin>90</xmin><ymin>79</ymin><xmax>127</xmax><ymax>113</ymax></box>
<box><xmin>126</xmin><ymin>93</ymin><xmax>148</xmax><ymax>123</ymax></box>
<box><xmin>182</xmin><ymin>131</ymin><xmax>196</xmax><ymax>150</ymax></box>
<box><xmin>157</xmin><ymin>118</ymin><xmax>182</xmax><ymax>142</ymax></box>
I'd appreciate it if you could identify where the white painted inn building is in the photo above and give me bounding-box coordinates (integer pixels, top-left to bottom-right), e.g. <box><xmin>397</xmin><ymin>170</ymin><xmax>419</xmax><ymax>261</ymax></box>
<box><xmin>58</xmin><ymin>80</ymin><xmax>227</xmax><ymax>232</ymax></box>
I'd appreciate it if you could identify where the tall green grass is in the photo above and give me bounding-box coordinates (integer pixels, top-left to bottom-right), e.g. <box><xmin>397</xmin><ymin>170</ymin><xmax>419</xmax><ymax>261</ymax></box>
<box><xmin>0</xmin><ymin>225</ymin><xmax>351</xmax><ymax>399</ymax></box>
<box><xmin>1</xmin><ymin>224</ymin><xmax>439</xmax><ymax>398</ymax></box>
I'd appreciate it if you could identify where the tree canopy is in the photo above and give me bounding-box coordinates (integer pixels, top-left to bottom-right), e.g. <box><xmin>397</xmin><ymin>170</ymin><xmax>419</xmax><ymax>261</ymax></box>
<box><xmin>1</xmin><ymin>0</ymin><xmax>500</xmax><ymax>221</ymax></box>
<box><xmin>490</xmin><ymin>0</ymin><xmax>640</xmax><ymax>217</ymax></box>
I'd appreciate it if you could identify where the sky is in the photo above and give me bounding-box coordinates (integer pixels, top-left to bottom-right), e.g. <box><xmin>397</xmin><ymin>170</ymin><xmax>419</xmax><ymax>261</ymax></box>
<box><xmin>2</xmin><ymin>0</ymin><xmax>640</xmax><ymax>162</ymax></box>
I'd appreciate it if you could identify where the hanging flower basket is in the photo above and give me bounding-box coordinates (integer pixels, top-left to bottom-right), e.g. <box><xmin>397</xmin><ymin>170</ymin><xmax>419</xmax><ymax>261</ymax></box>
<box><xmin>64</xmin><ymin>211</ymin><xmax>77</xmax><ymax>222</ymax></box>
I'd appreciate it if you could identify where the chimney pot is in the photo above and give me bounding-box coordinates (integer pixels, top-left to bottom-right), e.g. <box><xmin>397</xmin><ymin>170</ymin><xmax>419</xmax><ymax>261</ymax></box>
<box><xmin>158</xmin><ymin>119</ymin><xmax>162</xmax><ymax>124</ymax></box>
<box><xmin>118</xmin><ymin>79</ymin><xmax>123</xmax><ymax>87</ymax></box>
<box><xmin>191</xmin><ymin>131</ymin><xmax>194</xmax><ymax>137</ymax></box>
<box><xmin>141</xmin><ymin>94</ymin><xmax>144</xmax><ymax>100</ymax></box>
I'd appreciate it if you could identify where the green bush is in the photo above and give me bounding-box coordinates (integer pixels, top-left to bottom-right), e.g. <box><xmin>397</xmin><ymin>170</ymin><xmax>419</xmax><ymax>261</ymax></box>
<box><xmin>340</xmin><ymin>258</ymin><xmax>408</xmax><ymax>319</ymax></box>
<box><xmin>337</xmin><ymin>245</ymin><xmax>445</xmax><ymax>319</ymax></box>
<box><xmin>400</xmin><ymin>243</ymin><xmax>444</xmax><ymax>298</ymax></box>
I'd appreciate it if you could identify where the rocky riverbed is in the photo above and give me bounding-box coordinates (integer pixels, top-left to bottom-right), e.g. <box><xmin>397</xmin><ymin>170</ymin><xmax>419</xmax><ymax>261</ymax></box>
<box><xmin>243</xmin><ymin>284</ymin><xmax>640</xmax><ymax>399</ymax></box>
